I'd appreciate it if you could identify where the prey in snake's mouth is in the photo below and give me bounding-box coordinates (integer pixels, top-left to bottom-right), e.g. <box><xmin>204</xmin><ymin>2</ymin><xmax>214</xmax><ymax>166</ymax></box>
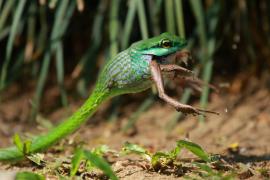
<box><xmin>154</xmin><ymin>49</ymin><xmax>191</xmax><ymax>66</ymax></box>
<box><xmin>149</xmin><ymin>49</ymin><xmax>219</xmax><ymax>116</ymax></box>
<box><xmin>152</xmin><ymin>49</ymin><xmax>194</xmax><ymax>78</ymax></box>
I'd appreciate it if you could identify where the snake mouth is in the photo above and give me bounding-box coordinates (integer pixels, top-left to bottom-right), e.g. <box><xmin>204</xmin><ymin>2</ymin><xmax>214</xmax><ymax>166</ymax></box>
<box><xmin>154</xmin><ymin>49</ymin><xmax>191</xmax><ymax>65</ymax></box>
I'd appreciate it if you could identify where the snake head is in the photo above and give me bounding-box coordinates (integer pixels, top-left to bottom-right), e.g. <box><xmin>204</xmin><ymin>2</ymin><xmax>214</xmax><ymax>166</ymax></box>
<box><xmin>131</xmin><ymin>32</ymin><xmax>190</xmax><ymax>64</ymax></box>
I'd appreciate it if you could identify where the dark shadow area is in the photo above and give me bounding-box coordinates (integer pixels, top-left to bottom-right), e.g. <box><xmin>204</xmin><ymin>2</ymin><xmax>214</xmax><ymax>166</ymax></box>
<box><xmin>223</xmin><ymin>153</ymin><xmax>270</xmax><ymax>164</ymax></box>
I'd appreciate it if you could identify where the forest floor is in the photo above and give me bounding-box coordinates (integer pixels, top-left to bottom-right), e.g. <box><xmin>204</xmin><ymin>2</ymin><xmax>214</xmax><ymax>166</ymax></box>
<box><xmin>0</xmin><ymin>73</ymin><xmax>269</xmax><ymax>179</ymax></box>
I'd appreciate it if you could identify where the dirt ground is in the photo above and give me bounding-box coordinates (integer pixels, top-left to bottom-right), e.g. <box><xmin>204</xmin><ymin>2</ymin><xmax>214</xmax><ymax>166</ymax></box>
<box><xmin>0</xmin><ymin>74</ymin><xmax>269</xmax><ymax>179</ymax></box>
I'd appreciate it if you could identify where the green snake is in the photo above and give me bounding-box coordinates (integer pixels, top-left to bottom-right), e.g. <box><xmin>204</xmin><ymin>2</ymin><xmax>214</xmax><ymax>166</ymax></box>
<box><xmin>0</xmin><ymin>32</ymin><xmax>215</xmax><ymax>161</ymax></box>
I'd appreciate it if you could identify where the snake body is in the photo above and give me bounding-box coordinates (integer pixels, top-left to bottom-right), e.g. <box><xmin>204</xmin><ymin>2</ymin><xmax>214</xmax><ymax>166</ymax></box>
<box><xmin>0</xmin><ymin>32</ymin><xmax>187</xmax><ymax>161</ymax></box>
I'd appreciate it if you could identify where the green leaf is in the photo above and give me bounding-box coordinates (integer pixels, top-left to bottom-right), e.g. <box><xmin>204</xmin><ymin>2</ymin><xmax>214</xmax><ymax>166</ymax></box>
<box><xmin>15</xmin><ymin>171</ymin><xmax>45</xmax><ymax>180</ymax></box>
<box><xmin>23</xmin><ymin>140</ymin><xmax>32</xmax><ymax>155</ymax></box>
<box><xmin>121</xmin><ymin>0</ymin><xmax>137</xmax><ymax>49</ymax></box>
<box><xmin>151</xmin><ymin>151</ymin><xmax>170</xmax><ymax>167</ymax></box>
<box><xmin>151</xmin><ymin>146</ymin><xmax>182</xmax><ymax>168</ymax></box>
<box><xmin>70</xmin><ymin>148</ymin><xmax>84</xmax><ymax>177</ymax></box>
<box><xmin>0</xmin><ymin>0</ymin><xmax>26</xmax><ymax>91</ymax></box>
<box><xmin>13</xmin><ymin>134</ymin><xmax>32</xmax><ymax>155</ymax></box>
<box><xmin>55</xmin><ymin>42</ymin><xmax>68</xmax><ymax>107</ymax></box>
<box><xmin>121</xmin><ymin>142</ymin><xmax>151</xmax><ymax>161</ymax></box>
<box><xmin>177</xmin><ymin>140</ymin><xmax>210</xmax><ymax>162</ymax></box>
<box><xmin>165</xmin><ymin>0</ymin><xmax>175</xmax><ymax>34</ymax></box>
<box><xmin>31</xmin><ymin>0</ymin><xmax>72</xmax><ymax>119</ymax></box>
<box><xmin>193</xmin><ymin>162</ymin><xmax>236</xmax><ymax>179</ymax></box>
<box><xmin>122</xmin><ymin>142</ymin><xmax>148</xmax><ymax>155</ymax></box>
<box><xmin>193</xmin><ymin>162</ymin><xmax>214</xmax><ymax>174</ymax></box>
<box><xmin>83</xmin><ymin>150</ymin><xmax>118</xmax><ymax>180</ymax></box>
<box><xmin>26</xmin><ymin>153</ymin><xmax>45</xmax><ymax>166</ymax></box>
<box><xmin>91</xmin><ymin>145</ymin><xmax>109</xmax><ymax>156</ymax></box>
<box><xmin>13</xmin><ymin>134</ymin><xmax>23</xmax><ymax>153</ymax></box>
<box><xmin>168</xmin><ymin>145</ymin><xmax>181</xmax><ymax>159</ymax></box>
<box><xmin>174</xmin><ymin>0</ymin><xmax>185</xmax><ymax>38</ymax></box>
<box><xmin>137</xmin><ymin>0</ymin><xmax>149</xmax><ymax>39</ymax></box>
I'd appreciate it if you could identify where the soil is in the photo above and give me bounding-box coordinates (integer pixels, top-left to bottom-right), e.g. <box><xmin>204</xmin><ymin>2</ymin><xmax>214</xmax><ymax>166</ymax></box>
<box><xmin>0</xmin><ymin>73</ymin><xmax>269</xmax><ymax>179</ymax></box>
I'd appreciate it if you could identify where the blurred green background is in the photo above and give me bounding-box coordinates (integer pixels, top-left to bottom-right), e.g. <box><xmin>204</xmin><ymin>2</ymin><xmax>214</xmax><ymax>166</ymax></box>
<box><xmin>0</xmin><ymin>0</ymin><xmax>269</xmax><ymax>127</ymax></box>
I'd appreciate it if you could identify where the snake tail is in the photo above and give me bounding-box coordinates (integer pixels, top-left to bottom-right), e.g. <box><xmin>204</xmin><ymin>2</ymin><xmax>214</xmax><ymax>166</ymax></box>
<box><xmin>0</xmin><ymin>88</ymin><xmax>109</xmax><ymax>161</ymax></box>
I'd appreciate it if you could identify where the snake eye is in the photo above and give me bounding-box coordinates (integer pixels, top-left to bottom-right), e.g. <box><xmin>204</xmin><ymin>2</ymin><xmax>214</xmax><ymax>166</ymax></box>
<box><xmin>161</xmin><ymin>39</ymin><xmax>172</xmax><ymax>48</ymax></box>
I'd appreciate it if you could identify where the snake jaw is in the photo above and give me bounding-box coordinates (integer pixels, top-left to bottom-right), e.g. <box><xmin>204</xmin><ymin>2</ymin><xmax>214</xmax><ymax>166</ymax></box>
<box><xmin>154</xmin><ymin>49</ymin><xmax>191</xmax><ymax>65</ymax></box>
